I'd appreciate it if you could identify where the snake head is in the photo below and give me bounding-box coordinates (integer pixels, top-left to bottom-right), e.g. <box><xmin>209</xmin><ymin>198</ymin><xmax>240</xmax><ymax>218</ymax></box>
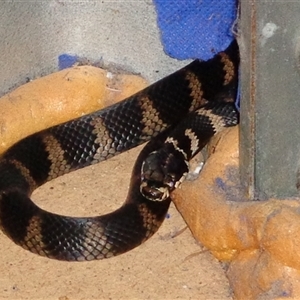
<box><xmin>140</xmin><ymin>150</ymin><xmax>188</xmax><ymax>201</ymax></box>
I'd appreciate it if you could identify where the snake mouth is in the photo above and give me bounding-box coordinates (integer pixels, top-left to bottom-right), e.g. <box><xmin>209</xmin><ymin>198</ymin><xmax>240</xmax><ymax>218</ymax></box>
<box><xmin>140</xmin><ymin>181</ymin><xmax>171</xmax><ymax>202</ymax></box>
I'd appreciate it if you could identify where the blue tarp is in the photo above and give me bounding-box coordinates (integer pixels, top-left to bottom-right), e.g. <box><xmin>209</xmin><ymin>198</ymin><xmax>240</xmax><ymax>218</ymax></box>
<box><xmin>153</xmin><ymin>0</ymin><xmax>237</xmax><ymax>60</ymax></box>
<box><xmin>153</xmin><ymin>0</ymin><xmax>239</xmax><ymax>108</ymax></box>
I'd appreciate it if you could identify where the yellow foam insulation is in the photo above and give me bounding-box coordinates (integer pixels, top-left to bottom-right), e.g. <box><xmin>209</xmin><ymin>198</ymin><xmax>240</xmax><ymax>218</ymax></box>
<box><xmin>0</xmin><ymin>66</ymin><xmax>147</xmax><ymax>153</ymax></box>
<box><xmin>173</xmin><ymin>126</ymin><xmax>300</xmax><ymax>299</ymax></box>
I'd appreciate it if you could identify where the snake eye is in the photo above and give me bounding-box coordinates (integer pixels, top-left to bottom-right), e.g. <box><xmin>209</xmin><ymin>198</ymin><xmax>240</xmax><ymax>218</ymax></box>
<box><xmin>163</xmin><ymin>173</ymin><xmax>177</xmax><ymax>189</ymax></box>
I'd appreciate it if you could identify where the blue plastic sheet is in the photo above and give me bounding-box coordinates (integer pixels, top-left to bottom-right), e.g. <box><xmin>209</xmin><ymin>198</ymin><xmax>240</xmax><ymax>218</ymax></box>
<box><xmin>153</xmin><ymin>0</ymin><xmax>237</xmax><ymax>60</ymax></box>
<box><xmin>153</xmin><ymin>0</ymin><xmax>239</xmax><ymax>108</ymax></box>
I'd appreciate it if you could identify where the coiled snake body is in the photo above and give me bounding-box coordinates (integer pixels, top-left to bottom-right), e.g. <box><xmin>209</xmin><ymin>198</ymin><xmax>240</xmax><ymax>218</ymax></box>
<box><xmin>0</xmin><ymin>41</ymin><xmax>239</xmax><ymax>261</ymax></box>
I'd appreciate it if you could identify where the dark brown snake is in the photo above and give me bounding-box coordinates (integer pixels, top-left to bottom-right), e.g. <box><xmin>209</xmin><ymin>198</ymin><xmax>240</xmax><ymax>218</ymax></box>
<box><xmin>0</xmin><ymin>40</ymin><xmax>239</xmax><ymax>261</ymax></box>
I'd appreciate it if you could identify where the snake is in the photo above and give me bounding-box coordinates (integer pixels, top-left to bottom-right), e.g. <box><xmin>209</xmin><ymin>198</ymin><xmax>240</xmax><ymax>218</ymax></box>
<box><xmin>0</xmin><ymin>40</ymin><xmax>239</xmax><ymax>261</ymax></box>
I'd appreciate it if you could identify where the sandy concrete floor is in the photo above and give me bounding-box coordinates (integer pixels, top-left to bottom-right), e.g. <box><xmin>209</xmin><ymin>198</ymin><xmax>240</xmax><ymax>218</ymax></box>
<box><xmin>0</xmin><ymin>145</ymin><xmax>232</xmax><ymax>300</ymax></box>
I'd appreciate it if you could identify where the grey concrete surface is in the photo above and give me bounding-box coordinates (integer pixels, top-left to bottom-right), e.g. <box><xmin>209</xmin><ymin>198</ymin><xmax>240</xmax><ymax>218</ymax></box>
<box><xmin>0</xmin><ymin>0</ymin><xmax>189</xmax><ymax>96</ymax></box>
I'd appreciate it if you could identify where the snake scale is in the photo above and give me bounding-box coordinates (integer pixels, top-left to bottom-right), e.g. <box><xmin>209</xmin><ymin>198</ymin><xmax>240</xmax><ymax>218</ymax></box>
<box><xmin>0</xmin><ymin>40</ymin><xmax>239</xmax><ymax>261</ymax></box>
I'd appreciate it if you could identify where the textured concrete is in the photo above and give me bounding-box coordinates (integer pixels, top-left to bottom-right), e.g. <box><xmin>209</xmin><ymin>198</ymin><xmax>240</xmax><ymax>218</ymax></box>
<box><xmin>0</xmin><ymin>1</ymin><xmax>188</xmax><ymax>95</ymax></box>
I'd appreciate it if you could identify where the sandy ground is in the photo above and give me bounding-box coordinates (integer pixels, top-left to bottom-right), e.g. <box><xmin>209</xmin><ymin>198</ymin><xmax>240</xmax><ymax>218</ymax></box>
<box><xmin>0</xmin><ymin>144</ymin><xmax>232</xmax><ymax>300</ymax></box>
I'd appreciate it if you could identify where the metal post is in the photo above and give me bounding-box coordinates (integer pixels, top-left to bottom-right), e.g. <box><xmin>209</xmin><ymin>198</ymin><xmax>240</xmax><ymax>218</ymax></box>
<box><xmin>240</xmin><ymin>1</ymin><xmax>300</xmax><ymax>200</ymax></box>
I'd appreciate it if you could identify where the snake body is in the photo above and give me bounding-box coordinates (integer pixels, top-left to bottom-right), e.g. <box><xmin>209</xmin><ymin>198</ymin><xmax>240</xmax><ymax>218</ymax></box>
<box><xmin>0</xmin><ymin>40</ymin><xmax>239</xmax><ymax>261</ymax></box>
